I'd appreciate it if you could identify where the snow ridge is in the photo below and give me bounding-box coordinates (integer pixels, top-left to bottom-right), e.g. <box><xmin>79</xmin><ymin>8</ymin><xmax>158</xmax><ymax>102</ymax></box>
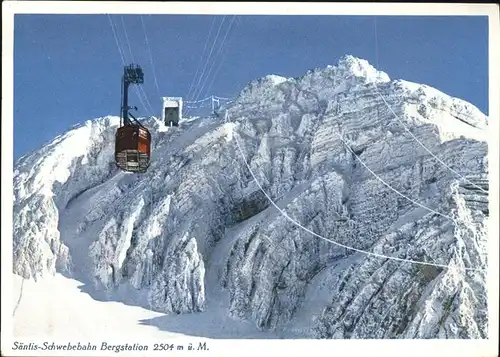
<box><xmin>13</xmin><ymin>55</ymin><xmax>489</xmax><ymax>338</ymax></box>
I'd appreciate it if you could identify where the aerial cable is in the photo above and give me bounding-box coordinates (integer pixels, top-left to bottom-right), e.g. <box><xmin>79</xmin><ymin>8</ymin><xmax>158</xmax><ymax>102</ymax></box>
<box><xmin>188</xmin><ymin>16</ymin><xmax>227</xmax><ymax>104</ymax></box>
<box><xmin>113</xmin><ymin>15</ymin><xmax>152</xmax><ymax>116</ymax></box>
<box><xmin>184</xmin><ymin>96</ymin><xmax>212</xmax><ymax>104</ymax></box>
<box><xmin>108</xmin><ymin>14</ymin><xmax>126</xmax><ymax>65</ymax></box>
<box><xmin>372</xmin><ymin>82</ymin><xmax>488</xmax><ymax>194</ymax></box>
<box><xmin>140</xmin><ymin>15</ymin><xmax>162</xmax><ymax>102</ymax></box>
<box><xmin>120</xmin><ymin>16</ymin><xmax>135</xmax><ymax>63</ymax></box>
<box><xmin>371</xmin><ymin>17</ymin><xmax>488</xmax><ymax>194</ymax></box>
<box><xmin>333</xmin><ymin>129</ymin><xmax>453</xmax><ymax>221</ymax></box>
<box><xmin>120</xmin><ymin>17</ymin><xmax>155</xmax><ymax>116</ymax></box>
<box><xmin>108</xmin><ymin>14</ymin><xmax>150</xmax><ymax>118</ymax></box>
<box><xmin>196</xmin><ymin>15</ymin><xmax>238</xmax><ymax>104</ymax></box>
<box><xmin>214</xmin><ymin>16</ymin><xmax>486</xmax><ymax>273</ymax></box>
<box><xmin>111</xmin><ymin>16</ymin><xmax>132</xmax><ymax>65</ymax></box>
<box><xmin>108</xmin><ymin>15</ymin><xmax>128</xmax><ymax>64</ymax></box>
<box><xmin>109</xmin><ymin>15</ymin><xmax>147</xmax><ymax>113</ymax></box>
<box><xmin>204</xmin><ymin>16</ymin><xmax>242</xmax><ymax>103</ymax></box>
<box><xmin>225</xmin><ymin>111</ymin><xmax>484</xmax><ymax>273</ymax></box>
<box><xmin>115</xmin><ymin>15</ymin><xmax>156</xmax><ymax>117</ymax></box>
<box><xmin>185</xmin><ymin>96</ymin><xmax>216</xmax><ymax>116</ymax></box>
<box><xmin>106</xmin><ymin>13</ymin><xmax>486</xmax><ymax>272</ymax></box>
<box><xmin>110</xmin><ymin>15</ymin><xmax>156</xmax><ymax>119</ymax></box>
<box><xmin>185</xmin><ymin>16</ymin><xmax>217</xmax><ymax>104</ymax></box>
<box><xmin>139</xmin><ymin>86</ymin><xmax>156</xmax><ymax>117</ymax></box>
<box><xmin>185</xmin><ymin>16</ymin><xmax>227</xmax><ymax>117</ymax></box>
<box><xmin>214</xmin><ymin>96</ymin><xmax>233</xmax><ymax>101</ymax></box>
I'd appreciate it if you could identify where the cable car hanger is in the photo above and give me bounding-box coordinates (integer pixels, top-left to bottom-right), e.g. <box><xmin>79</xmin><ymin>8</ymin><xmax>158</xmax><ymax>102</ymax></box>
<box><xmin>114</xmin><ymin>63</ymin><xmax>152</xmax><ymax>174</ymax></box>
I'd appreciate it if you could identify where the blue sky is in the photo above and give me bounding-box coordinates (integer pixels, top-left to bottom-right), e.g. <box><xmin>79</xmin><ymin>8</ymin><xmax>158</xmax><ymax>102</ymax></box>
<box><xmin>14</xmin><ymin>14</ymin><xmax>488</xmax><ymax>160</ymax></box>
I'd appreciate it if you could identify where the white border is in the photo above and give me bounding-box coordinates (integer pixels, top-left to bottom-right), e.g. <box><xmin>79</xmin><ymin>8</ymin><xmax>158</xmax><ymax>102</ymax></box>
<box><xmin>2</xmin><ymin>2</ymin><xmax>499</xmax><ymax>357</ymax></box>
<box><xmin>1</xmin><ymin>1</ymin><xmax>498</xmax><ymax>16</ymax></box>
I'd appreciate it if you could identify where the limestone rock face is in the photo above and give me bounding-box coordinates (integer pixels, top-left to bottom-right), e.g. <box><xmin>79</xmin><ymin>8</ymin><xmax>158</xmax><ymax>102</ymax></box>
<box><xmin>13</xmin><ymin>55</ymin><xmax>488</xmax><ymax>338</ymax></box>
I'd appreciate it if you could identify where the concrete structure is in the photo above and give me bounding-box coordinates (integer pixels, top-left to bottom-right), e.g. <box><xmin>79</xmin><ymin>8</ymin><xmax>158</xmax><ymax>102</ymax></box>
<box><xmin>162</xmin><ymin>97</ymin><xmax>183</xmax><ymax>127</ymax></box>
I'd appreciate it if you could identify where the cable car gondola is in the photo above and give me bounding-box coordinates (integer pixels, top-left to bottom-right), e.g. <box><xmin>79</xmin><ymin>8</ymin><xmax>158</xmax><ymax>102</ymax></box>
<box><xmin>114</xmin><ymin>64</ymin><xmax>152</xmax><ymax>173</ymax></box>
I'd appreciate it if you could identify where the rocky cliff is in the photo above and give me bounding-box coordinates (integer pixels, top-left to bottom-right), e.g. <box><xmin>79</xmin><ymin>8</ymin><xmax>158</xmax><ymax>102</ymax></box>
<box><xmin>13</xmin><ymin>55</ymin><xmax>489</xmax><ymax>338</ymax></box>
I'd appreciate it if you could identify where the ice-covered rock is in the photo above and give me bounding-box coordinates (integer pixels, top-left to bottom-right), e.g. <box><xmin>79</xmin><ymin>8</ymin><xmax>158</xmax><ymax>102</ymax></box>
<box><xmin>13</xmin><ymin>55</ymin><xmax>488</xmax><ymax>338</ymax></box>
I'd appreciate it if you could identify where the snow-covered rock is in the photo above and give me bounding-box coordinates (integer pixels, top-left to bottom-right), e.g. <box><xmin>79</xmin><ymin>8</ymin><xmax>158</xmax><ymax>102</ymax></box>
<box><xmin>12</xmin><ymin>55</ymin><xmax>489</xmax><ymax>338</ymax></box>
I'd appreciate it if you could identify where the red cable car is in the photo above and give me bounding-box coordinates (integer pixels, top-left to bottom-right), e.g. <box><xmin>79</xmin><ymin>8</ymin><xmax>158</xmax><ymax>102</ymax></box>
<box><xmin>115</xmin><ymin>124</ymin><xmax>151</xmax><ymax>173</ymax></box>
<box><xmin>114</xmin><ymin>64</ymin><xmax>152</xmax><ymax>173</ymax></box>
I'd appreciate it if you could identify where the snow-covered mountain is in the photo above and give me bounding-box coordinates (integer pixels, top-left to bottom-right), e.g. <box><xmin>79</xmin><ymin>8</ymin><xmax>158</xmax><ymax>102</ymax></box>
<box><xmin>12</xmin><ymin>55</ymin><xmax>489</xmax><ymax>339</ymax></box>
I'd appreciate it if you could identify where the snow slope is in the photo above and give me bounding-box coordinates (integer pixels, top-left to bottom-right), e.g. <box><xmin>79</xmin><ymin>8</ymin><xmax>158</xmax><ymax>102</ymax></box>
<box><xmin>10</xmin><ymin>273</ymin><xmax>278</xmax><ymax>339</ymax></box>
<box><xmin>11</xmin><ymin>273</ymin><xmax>180</xmax><ymax>339</ymax></box>
<box><xmin>12</xmin><ymin>55</ymin><xmax>489</xmax><ymax>339</ymax></box>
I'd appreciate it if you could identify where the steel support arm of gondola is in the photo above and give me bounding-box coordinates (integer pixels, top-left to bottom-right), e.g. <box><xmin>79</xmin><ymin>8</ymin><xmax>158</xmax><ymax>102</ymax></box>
<box><xmin>122</xmin><ymin>77</ymin><xmax>131</xmax><ymax>126</ymax></box>
<box><xmin>128</xmin><ymin>112</ymin><xmax>145</xmax><ymax>128</ymax></box>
